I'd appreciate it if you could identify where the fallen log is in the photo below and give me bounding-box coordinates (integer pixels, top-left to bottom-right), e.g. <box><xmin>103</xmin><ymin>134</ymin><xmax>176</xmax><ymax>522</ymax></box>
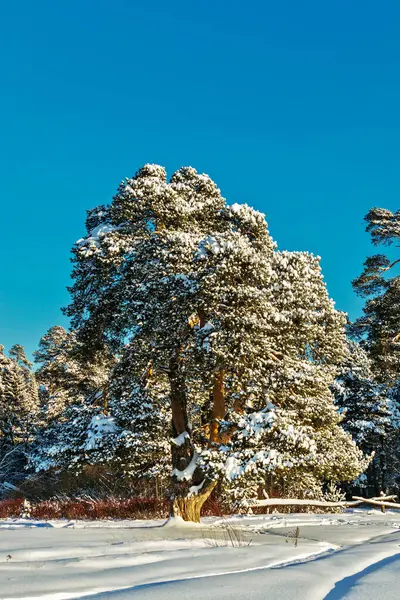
<box><xmin>351</xmin><ymin>496</ymin><xmax>400</xmax><ymax>510</ymax></box>
<box><xmin>370</xmin><ymin>495</ymin><xmax>397</xmax><ymax>502</ymax></box>
<box><xmin>250</xmin><ymin>495</ymin><xmax>400</xmax><ymax>510</ymax></box>
<box><xmin>249</xmin><ymin>498</ymin><xmax>362</xmax><ymax>508</ymax></box>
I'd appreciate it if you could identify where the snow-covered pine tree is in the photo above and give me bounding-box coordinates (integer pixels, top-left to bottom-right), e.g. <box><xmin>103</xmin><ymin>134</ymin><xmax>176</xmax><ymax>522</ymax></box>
<box><xmin>90</xmin><ymin>347</ymin><xmax>172</xmax><ymax>486</ymax></box>
<box><xmin>63</xmin><ymin>164</ymin><xmax>365</xmax><ymax>520</ymax></box>
<box><xmin>30</xmin><ymin>326</ymin><xmax>114</xmax><ymax>475</ymax></box>
<box><xmin>34</xmin><ymin>326</ymin><xmax>112</xmax><ymax>418</ymax></box>
<box><xmin>34</xmin><ymin>325</ymin><xmax>73</xmax><ymax>418</ymax></box>
<box><xmin>32</xmin><ymin>324</ymin><xmax>170</xmax><ymax>492</ymax></box>
<box><xmin>0</xmin><ymin>344</ymin><xmax>39</xmax><ymax>487</ymax></box>
<box><xmin>352</xmin><ymin>208</ymin><xmax>400</xmax><ymax>383</ymax></box>
<box><xmin>350</xmin><ymin>207</ymin><xmax>400</xmax><ymax>493</ymax></box>
<box><xmin>0</xmin><ymin>344</ymin><xmax>38</xmax><ymax>445</ymax></box>
<box><xmin>332</xmin><ymin>340</ymin><xmax>396</xmax><ymax>495</ymax></box>
<box><xmin>199</xmin><ymin>250</ymin><xmax>366</xmax><ymax>506</ymax></box>
<box><xmin>65</xmin><ymin>165</ymin><xmax>233</xmax><ymax>517</ymax></box>
<box><xmin>0</xmin><ymin>345</ymin><xmax>14</xmax><ymax>451</ymax></box>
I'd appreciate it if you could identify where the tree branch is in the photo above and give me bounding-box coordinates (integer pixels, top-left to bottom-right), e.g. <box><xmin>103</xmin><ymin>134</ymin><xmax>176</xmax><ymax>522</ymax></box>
<box><xmin>379</xmin><ymin>258</ymin><xmax>400</xmax><ymax>272</ymax></box>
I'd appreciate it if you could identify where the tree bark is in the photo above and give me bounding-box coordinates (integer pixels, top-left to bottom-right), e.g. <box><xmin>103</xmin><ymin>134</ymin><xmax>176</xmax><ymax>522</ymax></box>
<box><xmin>168</xmin><ymin>347</ymin><xmax>220</xmax><ymax>521</ymax></box>
<box><xmin>171</xmin><ymin>481</ymin><xmax>216</xmax><ymax>523</ymax></box>
<box><xmin>169</xmin><ymin>348</ymin><xmax>210</xmax><ymax>521</ymax></box>
<box><xmin>169</xmin><ymin>349</ymin><xmax>192</xmax><ymax>473</ymax></box>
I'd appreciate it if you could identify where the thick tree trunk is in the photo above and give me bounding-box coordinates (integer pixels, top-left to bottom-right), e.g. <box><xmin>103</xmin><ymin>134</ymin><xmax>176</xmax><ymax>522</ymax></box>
<box><xmin>169</xmin><ymin>348</ymin><xmax>212</xmax><ymax>521</ymax></box>
<box><xmin>169</xmin><ymin>350</ymin><xmax>192</xmax><ymax>474</ymax></box>
<box><xmin>171</xmin><ymin>481</ymin><xmax>216</xmax><ymax>523</ymax></box>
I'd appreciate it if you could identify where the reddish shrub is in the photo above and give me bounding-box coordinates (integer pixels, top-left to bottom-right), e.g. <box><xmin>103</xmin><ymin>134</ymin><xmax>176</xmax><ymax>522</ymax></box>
<box><xmin>0</xmin><ymin>494</ymin><xmax>232</xmax><ymax>521</ymax></box>
<box><xmin>0</xmin><ymin>498</ymin><xmax>24</xmax><ymax>518</ymax></box>
<box><xmin>27</xmin><ymin>497</ymin><xmax>170</xmax><ymax>520</ymax></box>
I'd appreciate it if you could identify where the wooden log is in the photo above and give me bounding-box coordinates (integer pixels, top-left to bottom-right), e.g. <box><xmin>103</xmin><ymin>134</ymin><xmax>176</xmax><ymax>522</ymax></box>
<box><xmin>352</xmin><ymin>496</ymin><xmax>400</xmax><ymax>509</ymax></box>
<box><xmin>249</xmin><ymin>498</ymin><xmax>362</xmax><ymax>508</ymax></box>
<box><xmin>370</xmin><ymin>495</ymin><xmax>397</xmax><ymax>502</ymax></box>
<box><xmin>249</xmin><ymin>495</ymin><xmax>400</xmax><ymax>511</ymax></box>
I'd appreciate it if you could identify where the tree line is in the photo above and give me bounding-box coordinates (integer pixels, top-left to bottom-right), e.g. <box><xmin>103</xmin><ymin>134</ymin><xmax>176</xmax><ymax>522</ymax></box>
<box><xmin>1</xmin><ymin>166</ymin><xmax>399</xmax><ymax>521</ymax></box>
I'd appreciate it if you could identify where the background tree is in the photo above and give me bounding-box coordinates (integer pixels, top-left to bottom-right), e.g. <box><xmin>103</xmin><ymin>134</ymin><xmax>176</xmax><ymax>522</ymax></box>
<box><xmin>34</xmin><ymin>326</ymin><xmax>112</xmax><ymax>418</ymax></box>
<box><xmin>352</xmin><ymin>208</ymin><xmax>400</xmax><ymax>383</ymax></box>
<box><xmin>0</xmin><ymin>344</ymin><xmax>39</xmax><ymax>489</ymax></box>
<box><xmin>350</xmin><ymin>207</ymin><xmax>400</xmax><ymax>493</ymax></box>
<box><xmin>332</xmin><ymin>340</ymin><xmax>396</xmax><ymax>495</ymax></box>
<box><xmin>29</xmin><ymin>326</ymin><xmax>115</xmax><ymax>483</ymax></box>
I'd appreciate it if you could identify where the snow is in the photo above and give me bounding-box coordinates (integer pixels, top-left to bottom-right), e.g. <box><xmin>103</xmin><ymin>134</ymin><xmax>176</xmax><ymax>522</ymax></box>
<box><xmin>76</xmin><ymin>224</ymin><xmax>115</xmax><ymax>247</ymax></box>
<box><xmin>163</xmin><ymin>515</ymin><xmax>202</xmax><ymax>528</ymax></box>
<box><xmin>195</xmin><ymin>235</ymin><xmax>235</xmax><ymax>258</ymax></box>
<box><xmin>188</xmin><ymin>481</ymin><xmax>205</xmax><ymax>496</ymax></box>
<box><xmin>171</xmin><ymin>431</ymin><xmax>190</xmax><ymax>447</ymax></box>
<box><xmin>223</xmin><ymin>455</ymin><xmax>242</xmax><ymax>481</ymax></box>
<box><xmin>1</xmin><ymin>511</ymin><xmax>400</xmax><ymax>599</ymax></box>
<box><xmin>84</xmin><ymin>414</ymin><xmax>117</xmax><ymax>451</ymax></box>
<box><xmin>171</xmin><ymin>452</ymin><xmax>198</xmax><ymax>481</ymax></box>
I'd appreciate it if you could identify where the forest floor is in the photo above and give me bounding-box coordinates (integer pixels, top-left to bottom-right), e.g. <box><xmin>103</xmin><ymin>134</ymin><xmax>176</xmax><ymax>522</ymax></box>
<box><xmin>1</xmin><ymin>510</ymin><xmax>400</xmax><ymax>599</ymax></box>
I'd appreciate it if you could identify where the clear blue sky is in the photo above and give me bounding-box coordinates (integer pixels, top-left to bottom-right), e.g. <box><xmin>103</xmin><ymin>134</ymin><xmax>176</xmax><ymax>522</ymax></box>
<box><xmin>1</xmin><ymin>0</ymin><xmax>400</xmax><ymax>359</ymax></box>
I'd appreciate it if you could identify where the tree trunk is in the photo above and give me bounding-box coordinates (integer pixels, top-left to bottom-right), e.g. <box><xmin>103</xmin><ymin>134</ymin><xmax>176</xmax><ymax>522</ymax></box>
<box><xmin>168</xmin><ymin>349</ymin><xmax>220</xmax><ymax>521</ymax></box>
<box><xmin>171</xmin><ymin>481</ymin><xmax>216</xmax><ymax>523</ymax></box>
<box><xmin>169</xmin><ymin>348</ymin><xmax>209</xmax><ymax>521</ymax></box>
<box><xmin>102</xmin><ymin>383</ymin><xmax>109</xmax><ymax>414</ymax></box>
<box><xmin>169</xmin><ymin>349</ymin><xmax>192</xmax><ymax>473</ymax></box>
<box><xmin>380</xmin><ymin>435</ymin><xmax>387</xmax><ymax>494</ymax></box>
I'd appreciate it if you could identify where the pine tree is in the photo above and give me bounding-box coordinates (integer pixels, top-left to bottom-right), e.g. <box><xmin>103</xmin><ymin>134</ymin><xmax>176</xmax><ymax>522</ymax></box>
<box><xmin>199</xmin><ymin>251</ymin><xmax>366</xmax><ymax>506</ymax></box>
<box><xmin>62</xmin><ymin>164</ymin><xmax>365</xmax><ymax>520</ymax></box>
<box><xmin>30</xmin><ymin>326</ymin><xmax>114</xmax><ymax>476</ymax></box>
<box><xmin>34</xmin><ymin>325</ymin><xmax>112</xmax><ymax>417</ymax></box>
<box><xmin>332</xmin><ymin>340</ymin><xmax>396</xmax><ymax>495</ymax></box>
<box><xmin>351</xmin><ymin>207</ymin><xmax>400</xmax><ymax>493</ymax></box>
<box><xmin>0</xmin><ymin>344</ymin><xmax>39</xmax><ymax>487</ymax></box>
<box><xmin>92</xmin><ymin>351</ymin><xmax>172</xmax><ymax>485</ymax></box>
<box><xmin>352</xmin><ymin>208</ymin><xmax>400</xmax><ymax>383</ymax></box>
<box><xmin>0</xmin><ymin>344</ymin><xmax>38</xmax><ymax>446</ymax></box>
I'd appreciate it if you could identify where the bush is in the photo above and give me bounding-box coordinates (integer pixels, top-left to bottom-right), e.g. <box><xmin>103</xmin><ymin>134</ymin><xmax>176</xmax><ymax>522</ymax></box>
<box><xmin>0</xmin><ymin>498</ymin><xmax>24</xmax><ymax>518</ymax></box>
<box><xmin>0</xmin><ymin>496</ymin><xmax>170</xmax><ymax>520</ymax></box>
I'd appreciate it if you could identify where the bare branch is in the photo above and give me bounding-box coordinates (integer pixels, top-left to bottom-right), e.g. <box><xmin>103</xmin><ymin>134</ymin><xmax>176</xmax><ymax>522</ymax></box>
<box><xmin>379</xmin><ymin>258</ymin><xmax>400</xmax><ymax>272</ymax></box>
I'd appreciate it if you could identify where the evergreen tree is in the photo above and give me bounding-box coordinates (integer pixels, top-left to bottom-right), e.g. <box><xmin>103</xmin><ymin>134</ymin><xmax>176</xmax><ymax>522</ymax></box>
<box><xmin>352</xmin><ymin>208</ymin><xmax>400</xmax><ymax>383</ymax></box>
<box><xmin>62</xmin><ymin>164</ymin><xmax>365</xmax><ymax>520</ymax></box>
<box><xmin>351</xmin><ymin>207</ymin><xmax>400</xmax><ymax>493</ymax></box>
<box><xmin>34</xmin><ymin>325</ymin><xmax>112</xmax><ymax>418</ymax></box>
<box><xmin>199</xmin><ymin>251</ymin><xmax>366</xmax><ymax>506</ymax></box>
<box><xmin>29</xmin><ymin>326</ymin><xmax>114</xmax><ymax>476</ymax></box>
<box><xmin>0</xmin><ymin>344</ymin><xmax>39</xmax><ymax>487</ymax></box>
<box><xmin>0</xmin><ymin>344</ymin><xmax>38</xmax><ymax>446</ymax></box>
<box><xmin>332</xmin><ymin>340</ymin><xmax>396</xmax><ymax>495</ymax></box>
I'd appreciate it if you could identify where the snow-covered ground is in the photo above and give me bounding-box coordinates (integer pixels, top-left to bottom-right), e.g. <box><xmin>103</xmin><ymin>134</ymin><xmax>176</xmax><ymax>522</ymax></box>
<box><xmin>1</xmin><ymin>510</ymin><xmax>399</xmax><ymax>599</ymax></box>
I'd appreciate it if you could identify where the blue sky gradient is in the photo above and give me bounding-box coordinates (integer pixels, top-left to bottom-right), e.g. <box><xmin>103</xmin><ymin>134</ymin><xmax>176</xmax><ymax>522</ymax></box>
<box><xmin>1</xmin><ymin>0</ymin><xmax>399</xmax><ymax>358</ymax></box>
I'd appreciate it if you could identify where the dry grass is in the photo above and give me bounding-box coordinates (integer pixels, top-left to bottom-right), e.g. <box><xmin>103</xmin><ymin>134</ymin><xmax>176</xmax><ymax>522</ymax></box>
<box><xmin>286</xmin><ymin>526</ymin><xmax>301</xmax><ymax>547</ymax></box>
<box><xmin>202</xmin><ymin>515</ymin><xmax>252</xmax><ymax>548</ymax></box>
